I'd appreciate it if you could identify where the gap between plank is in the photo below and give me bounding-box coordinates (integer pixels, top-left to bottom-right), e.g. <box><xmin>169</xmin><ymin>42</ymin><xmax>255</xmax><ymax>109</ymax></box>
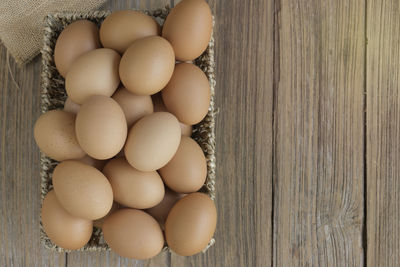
<box><xmin>272</xmin><ymin>0</ymin><xmax>281</xmax><ymax>266</ymax></box>
<box><xmin>362</xmin><ymin>0</ymin><xmax>368</xmax><ymax>265</ymax></box>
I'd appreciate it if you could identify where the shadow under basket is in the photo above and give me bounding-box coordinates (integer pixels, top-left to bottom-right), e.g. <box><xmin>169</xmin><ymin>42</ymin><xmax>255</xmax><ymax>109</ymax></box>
<box><xmin>40</xmin><ymin>8</ymin><xmax>216</xmax><ymax>253</ymax></box>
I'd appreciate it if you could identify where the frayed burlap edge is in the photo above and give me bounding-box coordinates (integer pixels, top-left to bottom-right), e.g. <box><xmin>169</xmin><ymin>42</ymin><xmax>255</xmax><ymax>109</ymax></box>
<box><xmin>39</xmin><ymin>8</ymin><xmax>217</xmax><ymax>253</ymax></box>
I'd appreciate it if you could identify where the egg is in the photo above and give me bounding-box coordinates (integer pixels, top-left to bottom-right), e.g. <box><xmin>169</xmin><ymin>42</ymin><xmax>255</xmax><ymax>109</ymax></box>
<box><xmin>162</xmin><ymin>0</ymin><xmax>212</xmax><ymax>61</ymax></box>
<box><xmin>93</xmin><ymin>202</ymin><xmax>120</xmax><ymax>229</ymax></box>
<box><xmin>64</xmin><ymin>97</ymin><xmax>81</xmax><ymax>114</ymax></box>
<box><xmin>65</xmin><ymin>48</ymin><xmax>121</xmax><ymax>104</ymax></box>
<box><xmin>124</xmin><ymin>112</ymin><xmax>181</xmax><ymax>171</ymax></box>
<box><xmin>100</xmin><ymin>10</ymin><xmax>160</xmax><ymax>54</ymax></box>
<box><xmin>34</xmin><ymin>110</ymin><xmax>85</xmax><ymax>161</ymax></box>
<box><xmin>103</xmin><ymin>158</ymin><xmax>165</xmax><ymax>209</ymax></box>
<box><xmin>41</xmin><ymin>190</ymin><xmax>93</xmax><ymax>250</ymax></box>
<box><xmin>165</xmin><ymin>193</ymin><xmax>216</xmax><ymax>256</ymax></box>
<box><xmin>119</xmin><ymin>36</ymin><xmax>175</xmax><ymax>95</ymax></box>
<box><xmin>75</xmin><ymin>96</ymin><xmax>127</xmax><ymax>160</ymax></box>
<box><xmin>52</xmin><ymin>160</ymin><xmax>114</xmax><ymax>220</ymax></box>
<box><xmin>77</xmin><ymin>155</ymin><xmax>107</xmax><ymax>171</ymax></box>
<box><xmin>152</xmin><ymin>93</ymin><xmax>193</xmax><ymax>136</ymax></box>
<box><xmin>146</xmin><ymin>188</ymin><xmax>185</xmax><ymax>229</ymax></box>
<box><xmin>162</xmin><ymin>63</ymin><xmax>210</xmax><ymax>125</ymax></box>
<box><xmin>159</xmin><ymin>136</ymin><xmax>207</xmax><ymax>193</ymax></box>
<box><xmin>112</xmin><ymin>87</ymin><xmax>154</xmax><ymax>128</ymax></box>
<box><xmin>54</xmin><ymin>20</ymin><xmax>100</xmax><ymax>77</ymax></box>
<box><xmin>103</xmin><ymin>209</ymin><xmax>164</xmax><ymax>259</ymax></box>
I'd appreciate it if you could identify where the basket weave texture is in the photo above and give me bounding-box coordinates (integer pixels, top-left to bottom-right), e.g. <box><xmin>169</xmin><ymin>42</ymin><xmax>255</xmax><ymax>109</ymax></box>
<box><xmin>40</xmin><ymin>8</ymin><xmax>216</xmax><ymax>253</ymax></box>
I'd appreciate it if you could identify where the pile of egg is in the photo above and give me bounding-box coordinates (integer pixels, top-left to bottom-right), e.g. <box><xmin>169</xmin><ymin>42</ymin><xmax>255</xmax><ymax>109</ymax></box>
<box><xmin>35</xmin><ymin>0</ymin><xmax>217</xmax><ymax>259</ymax></box>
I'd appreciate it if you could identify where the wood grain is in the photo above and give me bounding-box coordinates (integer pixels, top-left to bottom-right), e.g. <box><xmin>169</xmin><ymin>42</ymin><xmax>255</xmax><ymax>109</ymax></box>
<box><xmin>273</xmin><ymin>0</ymin><xmax>365</xmax><ymax>266</ymax></box>
<box><xmin>169</xmin><ymin>0</ymin><xmax>274</xmax><ymax>266</ymax></box>
<box><xmin>366</xmin><ymin>0</ymin><xmax>400</xmax><ymax>265</ymax></box>
<box><xmin>7</xmin><ymin>0</ymin><xmax>400</xmax><ymax>265</ymax></box>
<box><xmin>0</xmin><ymin>45</ymin><xmax>66</xmax><ymax>266</ymax></box>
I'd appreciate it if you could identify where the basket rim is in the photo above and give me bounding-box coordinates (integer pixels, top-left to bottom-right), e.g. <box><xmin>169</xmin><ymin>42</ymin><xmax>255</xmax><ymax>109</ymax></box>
<box><xmin>39</xmin><ymin>7</ymin><xmax>217</xmax><ymax>254</ymax></box>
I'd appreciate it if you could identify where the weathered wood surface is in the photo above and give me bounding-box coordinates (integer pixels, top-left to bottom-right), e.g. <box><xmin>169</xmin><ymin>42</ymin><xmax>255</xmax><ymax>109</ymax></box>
<box><xmin>366</xmin><ymin>0</ymin><xmax>400</xmax><ymax>266</ymax></box>
<box><xmin>4</xmin><ymin>0</ymin><xmax>400</xmax><ymax>266</ymax></box>
<box><xmin>272</xmin><ymin>0</ymin><xmax>365</xmax><ymax>266</ymax></box>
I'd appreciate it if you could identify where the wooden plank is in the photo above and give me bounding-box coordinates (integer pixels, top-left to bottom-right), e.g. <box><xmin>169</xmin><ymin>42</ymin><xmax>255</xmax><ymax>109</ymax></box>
<box><xmin>67</xmin><ymin>251</ymin><xmax>143</xmax><ymax>267</ymax></box>
<box><xmin>0</xmin><ymin>45</ymin><xmax>66</xmax><ymax>265</ymax></box>
<box><xmin>273</xmin><ymin>0</ymin><xmax>365</xmax><ymax>266</ymax></box>
<box><xmin>170</xmin><ymin>0</ymin><xmax>274</xmax><ymax>266</ymax></box>
<box><xmin>366</xmin><ymin>0</ymin><xmax>400</xmax><ymax>265</ymax></box>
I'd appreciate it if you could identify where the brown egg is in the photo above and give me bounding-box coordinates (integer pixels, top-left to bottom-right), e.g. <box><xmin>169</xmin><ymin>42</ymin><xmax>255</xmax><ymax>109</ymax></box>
<box><xmin>41</xmin><ymin>190</ymin><xmax>93</xmax><ymax>250</ymax></box>
<box><xmin>52</xmin><ymin>160</ymin><xmax>114</xmax><ymax>220</ymax></box>
<box><xmin>64</xmin><ymin>97</ymin><xmax>81</xmax><ymax>115</ymax></box>
<box><xmin>124</xmin><ymin>112</ymin><xmax>181</xmax><ymax>171</ymax></box>
<box><xmin>103</xmin><ymin>158</ymin><xmax>165</xmax><ymax>209</ymax></box>
<box><xmin>162</xmin><ymin>0</ymin><xmax>212</xmax><ymax>61</ymax></box>
<box><xmin>159</xmin><ymin>136</ymin><xmax>207</xmax><ymax>193</ymax></box>
<box><xmin>165</xmin><ymin>193</ymin><xmax>216</xmax><ymax>256</ymax></box>
<box><xmin>93</xmin><ymin>202</ymin><xmax>119</xmax><ymax>229</ymax></box>
<box><xmin>77</xmin><ymin>155</ymin><xmax>107</xmax><ymax>171</ymax></box>
<box><xmin>76</xmin><ymin>96</ymin><xmax>127</xmax><ymax>160</ymax></box>
<box><xmin>103</xmin><ymin>209</ymin><xmax>164</xmax><ymax>259</ymax></box>
<box><xmin>146</xmin><ymin>188</ymin><xmax>185</xmax><ymax>229</ymax></box>
<box><xmin>100</xmin><ymin>10</ymin><xmax>160</xmax><ymax>54</ymax></box>
<box><xmin>54</xmin><ymin>20</ymin><xmax>100</xmax><ymax>77</ymax></box>
<box><xmin>162</xmin><ymin>63</ymin><xmax>210</xmax><ymax>125</ymax></box>
<box><xmin>119</xmin><ymin>36</ymin><xmax>175</xmax><ymax>95</ymax></box>
<box><xmin>112</xmin><ymin>87</ymin><xmax>154</xmax><ymax>128</ymax></box>
<box><xmin>66</xmin><ymin>48</ymin><xmax>121</xmax><ymax>104</ymax></box>
<box><xmin>34</xmin><ymin>110</ymin><xmax>85</xmax><ymax>161</ymax></box>
<box><xmin>152</xmin><ymin>93</ymin><xmax>193</xmax><ymax>136</ymax></box>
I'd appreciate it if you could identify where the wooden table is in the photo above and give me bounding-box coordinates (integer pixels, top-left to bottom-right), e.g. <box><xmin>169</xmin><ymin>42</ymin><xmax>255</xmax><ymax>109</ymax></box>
<box><xmin>1</xmin><ymin>0</ymin><xmax>400</xmax><ymax>266</ymax></box>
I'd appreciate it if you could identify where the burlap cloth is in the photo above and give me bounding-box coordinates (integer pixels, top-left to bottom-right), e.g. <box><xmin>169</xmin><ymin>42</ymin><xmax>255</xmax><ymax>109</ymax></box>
<box><xmin>0</xmin><ymin>0</ymin><xmax>106</xmax><ymax>65</ymax></box>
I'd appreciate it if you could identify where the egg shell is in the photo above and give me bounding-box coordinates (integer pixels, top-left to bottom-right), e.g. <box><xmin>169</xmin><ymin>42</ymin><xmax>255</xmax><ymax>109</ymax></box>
<box><xmin>159</xmin><ymin>136</ymin><xmax>207</xmax><ymax>193</ymax></box>
<box><xmin>152</xmin><ymin>93</ymin><xmax>192</xmax><ymax>136</ymax></box>
<box><xmin>41</xmin><ymin>190</ymin><xmax>93</xmax><ymax>250</ymax></box>
<box><xmin>77</xmin><ymin>155</ymin><xmax>107</xmax><ymax>171</ymax></box>
<box><xmin>54</xmin><ymin>20</ymin><xmax>100</xmax><ymax>77</ymax></box>
<box><xmin>103</xmin><ymin>209</ymin><xmax>164</xmax><ymax>259</ymax></box>
<box><xmin>146</xmin><ymin>188</ymin><xmax>185</xmax><ymax>229</ymax></box>
<box><xmin>162</xmin><ymin>63</ymin><xmax>210</xmax><ymax>125</ymax></box>
<box><xmin>165</xmin><ymin>192</ymin><xmax>217</xmax><ymax>256</ymax></box>
<box><xmin>52</xmin><ymin>160</ymin><xmax>114</xmax><ymax>220</ymax></box>
<box><xmin>76</xmin><ymin>95</ymin><xmax>127</xmax><ymax>160</ymax></box>
<box><xmin>100</xmin><ymin>10</ymin><xmax>160</xmax><ymax>54</ymax></box>
<box><xmin>124</xmin><ymin>112</ymin><xmax>181</xmax><ymax>171</ymax></box>
<box><xmin>119</xmin><ymin>36</ymin><xmax>175</xmax><ymax>95</ymax></box>
<box><xmin>93</xmin><ymin>202</ymin><xmax>120</xmax><ymax>229</ymax></box>
<box><xmin>162</xmin><ymin>0</ymin><xmax>212</xmax><ymax>61</ymax></box>
<box><xmin>64</xmin><ymin>97</ymin><xmax>81</xmax><ymax>115</ymax></box>
<box><xmin>112</xmin><ymin>87</ymin><xmax>154</xmax><ymax>128</ymax></box>
<box><xmin>65</xmin><ymin>48</ymin><xmax>121</xmax><ymax>104</ymax></box>
<box><xmin>103</xmin><ymin>158</ymin><xmax>165</xmax><ymax>209</ymax></box>
<box><xmin>34</xmin><ymin>110</ymin><xmax>85</xmax><ymax>161</ymax></box>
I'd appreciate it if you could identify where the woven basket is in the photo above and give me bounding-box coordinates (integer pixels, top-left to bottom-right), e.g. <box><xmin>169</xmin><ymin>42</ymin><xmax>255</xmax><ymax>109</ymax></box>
<box><xmin>39</xmin><ymin>8</ymin><xmax>216</xmax><ymax>253</ymax></box>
